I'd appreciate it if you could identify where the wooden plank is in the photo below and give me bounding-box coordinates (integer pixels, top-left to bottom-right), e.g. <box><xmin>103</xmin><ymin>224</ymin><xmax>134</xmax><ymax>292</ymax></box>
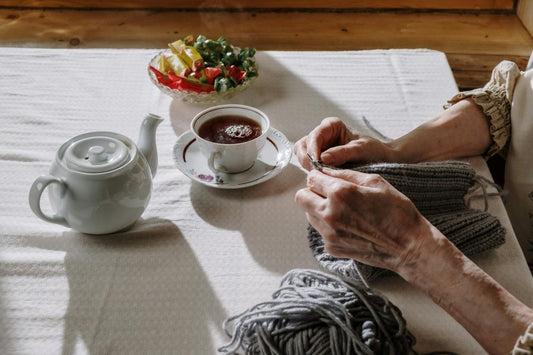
<box><xmin>518</xmin><ymin>0</ymin><xmax>533</xmax><ymax>37</ymax></box>
<box><xmin>450</xmin><ymin>69</ymin><xmax>493</xmax><ymax>90</ymax></box>
<box><xmin>0</xmin><ymin>8</ymin><xmax>530</xmax><ymax>89</ymax></box>
<box><xmin>447</xmin><ymin>53</ymin><xmax>530</xmax><ymax>72</ymax></box>
<box><xmin>447</xmin><ymin>53</ymin><xmax>530</xmax><ymax>89</ymax></box>
<box><xmin>0</xmin><ymin>0</ymin><xmax>515</xmax><ymax>10</ymax></box>
<box><xmin>0</xmin><ymin>10</ymin><xmax>530</xmax><ymax>55</ymax></box>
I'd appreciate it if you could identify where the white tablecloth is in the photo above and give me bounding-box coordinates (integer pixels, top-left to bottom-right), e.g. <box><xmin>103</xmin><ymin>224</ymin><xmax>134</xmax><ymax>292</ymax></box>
<box><xmin>1</xmin><ymin>48</ymin><xmax>531</xmax><ymax>354</ymax></box>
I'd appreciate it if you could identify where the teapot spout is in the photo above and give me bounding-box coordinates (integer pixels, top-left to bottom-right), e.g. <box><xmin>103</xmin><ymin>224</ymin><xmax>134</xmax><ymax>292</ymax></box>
<box><xmin>138</xmin><ymin>113</ymin><xmax>163</xmax><ymax>177</ymax></box>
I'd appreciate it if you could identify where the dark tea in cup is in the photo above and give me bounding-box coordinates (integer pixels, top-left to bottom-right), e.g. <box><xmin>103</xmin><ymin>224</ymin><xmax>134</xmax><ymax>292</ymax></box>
<box><xmin>198</xmin><ymin>115</ymin><xmax>262</xmax><ymax>144</ymax></box>
<box><xmin>191</xmin><ymin>104</ymin><xmax>270</xmax><ymax>173</ymax></box>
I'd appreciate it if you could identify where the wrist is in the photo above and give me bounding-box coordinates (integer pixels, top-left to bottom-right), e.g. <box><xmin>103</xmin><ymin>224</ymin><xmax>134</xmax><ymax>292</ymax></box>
<box><xmin>395</xmin><ymin>223</ymin><xmax>462</xmax><ymax>290</ymax></box>
<box><xmin>397</xmin><ymin>224</ymin><xmax>533</xmax><ymax>354</ymax></box>
<box><xmin>385</xmin><ymin>139</ymin><xmax>418</xmax><ymax>163</ymax></box>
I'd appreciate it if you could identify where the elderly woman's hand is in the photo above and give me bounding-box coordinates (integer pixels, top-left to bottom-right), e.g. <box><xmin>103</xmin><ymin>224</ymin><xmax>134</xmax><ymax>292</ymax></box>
<box><xmin>294</xmin><ymin>166</ymin><xmax>443</xmax><ymax>275</ymax></box>
<box><xmin>293</xmin><ymin>117</ymin><xmax>396</xmax><ymax>171</ymax></box>
<box><xmin>294</xmin><ymin>166</ymin><xmax>533</xmax><ymax>355</ymax></box>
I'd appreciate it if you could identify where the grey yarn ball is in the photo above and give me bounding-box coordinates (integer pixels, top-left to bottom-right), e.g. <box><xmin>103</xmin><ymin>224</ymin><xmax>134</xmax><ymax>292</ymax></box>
<box><xmin>219</xmin><ymin>269</ymin><xmax>416</xmax><ymax>355</ymax></box>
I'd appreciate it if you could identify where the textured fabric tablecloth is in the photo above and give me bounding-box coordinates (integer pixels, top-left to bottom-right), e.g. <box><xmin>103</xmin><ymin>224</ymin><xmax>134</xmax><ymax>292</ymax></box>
<box><xmin>1</xmin><ymin>48</ymin><xmax>532</xmax><ymax>354</ymax></box>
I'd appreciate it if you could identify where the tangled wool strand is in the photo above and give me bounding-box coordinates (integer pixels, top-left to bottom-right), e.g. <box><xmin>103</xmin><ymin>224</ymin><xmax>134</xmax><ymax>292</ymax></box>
<box><xmin>218</xmin><ymin>269</ymin><xmax>415</xmax><ymax>355</ymax></box>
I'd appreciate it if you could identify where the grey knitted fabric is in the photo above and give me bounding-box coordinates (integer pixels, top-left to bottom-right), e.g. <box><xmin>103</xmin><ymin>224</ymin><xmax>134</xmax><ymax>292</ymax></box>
<box><xmin>307</xmin><ymin>161</ymin><xmax>506</xmax><ymax>284</ymax></box>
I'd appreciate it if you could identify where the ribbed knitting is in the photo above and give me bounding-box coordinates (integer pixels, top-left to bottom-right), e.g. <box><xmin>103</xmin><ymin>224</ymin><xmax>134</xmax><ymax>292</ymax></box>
<box><xmin>308</xmin><ymin>161</ymin><xmax>506</xmax><ymax>284</ymax></box>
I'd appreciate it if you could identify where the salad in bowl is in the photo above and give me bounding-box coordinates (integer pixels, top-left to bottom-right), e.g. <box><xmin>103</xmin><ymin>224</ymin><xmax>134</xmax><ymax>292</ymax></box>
<box><xmin>148</xmin><ymin>35</ymin><xmax>258</xmax><ymax>104</ymax></box>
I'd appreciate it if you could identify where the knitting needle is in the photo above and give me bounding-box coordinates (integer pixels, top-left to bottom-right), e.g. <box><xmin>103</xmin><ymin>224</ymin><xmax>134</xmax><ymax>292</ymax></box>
<box><xmin>306</xmin><ymin>153</ymin><xmax>324</xmax><ymax>171</ymax></box>
<box><xmin>306</xmin><ymin>153</ymin><xmax>370</xmax><ymax>288</ymax></box>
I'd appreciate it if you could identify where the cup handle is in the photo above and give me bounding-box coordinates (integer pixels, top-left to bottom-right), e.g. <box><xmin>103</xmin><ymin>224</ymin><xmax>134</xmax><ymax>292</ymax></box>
<box><xmin>207</xmin><ymin>151</ymin><xmax>229</xmax><ymax>173</ymax></box>
<box><xmin>28</xmin><ymin>175</ymin><xmax>69</xmax><ymax>227</ymax></box>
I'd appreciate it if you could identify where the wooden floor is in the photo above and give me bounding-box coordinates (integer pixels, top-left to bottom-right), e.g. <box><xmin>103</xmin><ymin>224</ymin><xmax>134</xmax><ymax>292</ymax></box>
<box><xmin>0</xmin><ymin>3</ymin><xmax>532</xmax><ymax>90</ymax></box>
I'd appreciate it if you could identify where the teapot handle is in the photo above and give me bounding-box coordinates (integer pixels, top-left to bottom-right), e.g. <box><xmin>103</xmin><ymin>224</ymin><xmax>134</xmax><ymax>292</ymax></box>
<box><xmin>28</xmin><ymin>175</ymin><xmax>69</xmax><ymax>228</ymax></box>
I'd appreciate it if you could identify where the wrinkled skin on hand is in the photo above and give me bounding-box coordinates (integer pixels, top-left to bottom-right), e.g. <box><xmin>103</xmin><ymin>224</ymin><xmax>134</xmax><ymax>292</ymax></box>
<box><xmin>294</xmin><ymin>167</ymin><xmax>440</xmax><ymax>274</ymax></box>
<box><xmin>294</xmin><ymin>117</ymin><xmax>396</xmax><ymax>170</ymax></box>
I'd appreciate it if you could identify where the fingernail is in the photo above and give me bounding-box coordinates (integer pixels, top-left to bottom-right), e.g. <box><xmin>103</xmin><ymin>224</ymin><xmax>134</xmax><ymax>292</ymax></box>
<box><xmin>321</xmin><ymin>152</ymin><xmax>332</xmax><ymax>164</ymax></box>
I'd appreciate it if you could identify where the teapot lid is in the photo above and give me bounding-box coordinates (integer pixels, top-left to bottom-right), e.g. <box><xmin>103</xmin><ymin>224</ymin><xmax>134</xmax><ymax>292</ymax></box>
<box><xmin>62</xmin><ymin>135</ymin><xmax>131</xmax><ymax>173</ymax></box>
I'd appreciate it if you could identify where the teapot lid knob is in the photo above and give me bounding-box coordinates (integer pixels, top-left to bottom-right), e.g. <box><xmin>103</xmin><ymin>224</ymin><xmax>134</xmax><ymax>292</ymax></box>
<box><xmin>63</xmin><ymin>136</ymin><xmax>131</xmax><ymax>173</ymax></box>
<box><xmin>88</xmin><ymin>145</ymin><xmax>107</xmax><ymax>163</ymax></box>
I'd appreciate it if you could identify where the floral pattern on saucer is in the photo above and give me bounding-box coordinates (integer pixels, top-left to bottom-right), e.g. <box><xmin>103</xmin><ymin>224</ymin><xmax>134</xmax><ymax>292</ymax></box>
<box><xmin>173</xmin><ymin>128</ymin><xmax>292</xmax><ymax>189</ymax></box>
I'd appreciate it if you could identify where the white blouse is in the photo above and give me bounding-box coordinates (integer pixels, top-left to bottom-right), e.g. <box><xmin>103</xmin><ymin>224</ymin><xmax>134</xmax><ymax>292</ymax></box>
<box><xmin>447</xmin><ymin>61</ymin><xmax>533</xmax><ymax>273</ymax></box>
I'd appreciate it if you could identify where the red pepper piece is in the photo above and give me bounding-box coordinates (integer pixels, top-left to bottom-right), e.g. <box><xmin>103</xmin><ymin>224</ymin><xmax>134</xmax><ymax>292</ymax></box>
<box><xmin>167</xmin><ymin>71</ymin><xmax>182</xmax><ymax>82</ymax></box>
<box><xmin>180</xmin><ymin>77</ymin><xmax>215</xmax><ymax>93</ymax></box>
<box><xmin>189</xmin><ymin>70</ymin><xmax>206</xmax><ymax>82</ymax></box>
<box><xmin>150</xmin><ymin>65</ymin><xmax>214</xmax><ymax>93</ymax></box>
<box><xmin>171</xmin><ymin>71</ymin><xmax>213</xmax><ymax>93</ymax></box>
<box><xmin>149</xmin><ymin>66</ymin><xmax>173</xmax><ymax>86</ymax></box>
<box><xmin>227</xmin><ymin>65</ymin><xmax>246</xmax><ymax>83</ymax></box>
<box><xmin>203</xmin><ymin>67</ymin><xmax>222</xmax><ymax>84</ymax></box>
<box><xmin>165</xmin><ymin>71</ymin><xmax>183</xmax><ymax>90</ymax></box>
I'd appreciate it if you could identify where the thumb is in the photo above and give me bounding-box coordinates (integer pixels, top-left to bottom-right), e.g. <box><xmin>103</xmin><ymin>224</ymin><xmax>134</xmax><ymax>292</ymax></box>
<box><xmin>320</xmin><ymin>144</ymin><xmax>361</xmax><ymax>166</ymax></box>
<box><xmin>321</xmin><ymin>138</ymin><xmax>389</xmax><ymax>166</ymax></box>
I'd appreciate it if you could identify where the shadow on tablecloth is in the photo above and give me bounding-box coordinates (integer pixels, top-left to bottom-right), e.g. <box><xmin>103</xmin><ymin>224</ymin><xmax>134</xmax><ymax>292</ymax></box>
<box><xmin>18</xmin><ymin>218</ymin><xmax>226</xmax><ymax>353</ymax></box>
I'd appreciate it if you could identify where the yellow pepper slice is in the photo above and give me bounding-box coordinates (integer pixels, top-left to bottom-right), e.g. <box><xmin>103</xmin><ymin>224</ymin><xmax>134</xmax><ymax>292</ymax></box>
<box><xmin>168</xmin><ymin>40</ymin><xmax>185</xmax><ymax>55</ymax></box>
<box><xmin>163</xmin><ymin>54</ymin><xmax>189</xmax><ymax>76</ymax></box>
<box><xmin>157</xmin><ymin>55</ymin><xmax>171</xmax><ymax>73</ymax></box>
<box><xmin>168</xmin><ymin>40</ymin><xmax>203</xmax><ymax>71</ymax></box>
<box><xmin>181</xmin><ymin>46</ymin><xmax>203</xmax><ymax>71</ymax></box>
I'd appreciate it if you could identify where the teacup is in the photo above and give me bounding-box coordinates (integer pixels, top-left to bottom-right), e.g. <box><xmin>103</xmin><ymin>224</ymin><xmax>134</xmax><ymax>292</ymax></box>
<box><xmin>191</xmin><ymin>104</ymin><xmax>270</xmax><ymax>174</ymax></box>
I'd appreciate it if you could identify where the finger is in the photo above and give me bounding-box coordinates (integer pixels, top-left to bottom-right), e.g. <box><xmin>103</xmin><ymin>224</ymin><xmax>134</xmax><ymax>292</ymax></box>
<box><xmin>308</xmin><ymin>214</ymin><xmax>392</xmax><ymax>266</ymax></box>
<box><xmin>322</xmin><ymin>142</ymin><xmax>369</xmax><ymax>166</ymax></box>
<box><xmin>319</xmin><ymin>167</ymin><xmax>387</xmax><ymax>189</ymax></box>
<box><xmin>296</xmin><ymin>188</ymin><xmax>356</xmax><ymax>244</ymax></box>
<box><xmin>306</xmin><ymin>169</ymin><xmax>345</xmax><ymax>198</ymax></box>
<box><xmin>328</xmin><ymin>136</ymin><xmax>388</xmax><ymax>164</ymax></box>
<box><xmin>294</xmin><ymin>186</ymin><xmax>326</xmax><ymax>213</ymax></box>
<box><xmin>306</xmin><ymin>212</ymin><xmax>339</xmax><ymax>241</ymax></box>
<box><xmin>307</xmin><ymin>168</ymin><xmax>374</xmax><ymax>198</ymax></box>
<box><xmin>323</xmin><ymin>236</ymin><xmax>376</xmax><ymax>258</ymax></box>
<box><xmin>293</xmin><ymin>137</ymin><xmax>313</xmax><ymax>171</ymax></box>
<box><xmin>307</xmin><ymin>168</ymin><xmax>403</xmax><ymax>249</ymax></box>
<box><xmin>306</xmin><ymin>117</ymin><xmax>344</xmax><ymax>161</ymax></box>
<box><xmin>324</xmin><ymin>241</ymin><xmax>392</xmax><ymax>269</ymax></box>
<box><xmin>308</xmin><ymin>210</ymin><xmax>371</xmax><ymax>251</ymax></box>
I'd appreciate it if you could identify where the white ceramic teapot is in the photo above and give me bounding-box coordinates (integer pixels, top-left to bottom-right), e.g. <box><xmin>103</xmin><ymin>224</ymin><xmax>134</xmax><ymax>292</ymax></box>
<box><xmin>28</xmin><ymin>114</ymin><xmax>163</xmax><ymax>235</ymax></box>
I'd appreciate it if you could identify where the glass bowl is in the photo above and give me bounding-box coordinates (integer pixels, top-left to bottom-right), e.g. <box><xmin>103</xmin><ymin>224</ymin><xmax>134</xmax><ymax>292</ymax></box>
<box><xmin>147</xmin><ymin>50</ymin><xmax>258</xmax><ymax>105</ymax></box>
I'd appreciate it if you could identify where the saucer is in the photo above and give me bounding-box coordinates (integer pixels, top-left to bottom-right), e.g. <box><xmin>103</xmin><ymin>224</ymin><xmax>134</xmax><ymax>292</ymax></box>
<box><xmin>173</xmin><ymin>127</ymin><xmax>292</xmax><ymax>189</ymax></box>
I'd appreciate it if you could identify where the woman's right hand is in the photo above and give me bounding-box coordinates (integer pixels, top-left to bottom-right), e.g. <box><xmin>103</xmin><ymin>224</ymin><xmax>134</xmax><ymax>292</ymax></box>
<box><xmin>294</xmin><ymin>117</ymin><xmax>397</xmax><ymax>170</ymax></box>
<box><xmin>294</xmin><ymin>167</ymin><xmax>439</xmax><ymax>275</ymax></box>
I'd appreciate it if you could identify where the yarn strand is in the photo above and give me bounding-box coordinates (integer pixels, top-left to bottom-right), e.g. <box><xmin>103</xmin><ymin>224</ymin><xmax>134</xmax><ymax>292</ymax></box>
<box><xmin>467</xmin><ymin>174</ymin><xmax>507</xmax><ymax>211</ymax></box>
